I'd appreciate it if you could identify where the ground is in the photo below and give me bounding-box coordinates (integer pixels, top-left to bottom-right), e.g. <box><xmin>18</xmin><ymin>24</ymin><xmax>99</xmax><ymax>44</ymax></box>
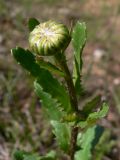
<box><xmin>0</xmin><ymin>0</ymin><xmax>120</xmax><ymax>159</ymax></box>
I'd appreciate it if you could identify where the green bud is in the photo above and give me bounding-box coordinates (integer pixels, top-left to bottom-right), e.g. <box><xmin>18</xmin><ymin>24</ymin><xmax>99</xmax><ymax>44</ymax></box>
<box><xmin>29</xmin><ymin>20</ymin><xmax>71</xmax><ymax>56</ymax></box>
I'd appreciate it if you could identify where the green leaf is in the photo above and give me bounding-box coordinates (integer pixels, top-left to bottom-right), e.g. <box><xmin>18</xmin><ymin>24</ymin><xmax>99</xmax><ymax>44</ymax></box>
<box><xmin>75</xmin><ymin>125</ymin><xmax>104</xmax><ymax>160</ymax></box>
<box><xmin>11</xmin><ymin>47</ymin><xmax>71</xmax><ymax>112</ymax></box>
<box><xmin>40</xmin><ymin>151</ymin><xmax>56</xmax><ymax>160</ymax></box>
<box><xmin>74</xmin><ymin>73</ymin><xmax>84</xmax><ymax>96</ymax></box>
<box><xmin>28</xmin><ymin>18</ymin><xmax>39</xmax><ymax>31</ymax></box>
<box><xmin>78</xmin><ymin>103</ymin><xmax>109</xmax><ymax>128</ymax></box>
<box><xmin>11</xmin><ymin>47</ymin><xmax>42</xmax><ymax>77</ymax></box>
<box><xmin>72</xmin><ymin>22</ymin><xmax>87</xmax><ymax>96</ymax></box>
<box><xmin>36</xmin><ymin>58</ymin><xmax>65</xmax><ymax>77</ymax></box>
<box><xmin>51</xmin><ymin>120</ymin><xmax>71</xmax><ymax>152</ymax></box>
<box><xmin>36</xmin><ymin>74</ymin><xmax>71</xmax><ymax>113</ymax></box>
<box><xmin>24</xmin><ymin>154</ymin><xmax>40</xmax><ymax>160</ymax></box>
<box><xmin>13</xmin><ymin>150</ymin><xmax>56</xmax><ymax>160</ymax></box>
<box><xmin>13</xmin><ymin>150</ymin><xmax>26</xmax><ymax>160</ymax></box>
<box><xmin>72</xmin><ymin>22</ymin><xmax>87</xmax><ymax>71</ymax></box>
<box><xmin>82</xmin><ymin>95</ymin><xmax>101</xmax><ymax>117</ymax></box>
<box><xmin>34</xmin><ymin>81</ymin><xmax>63</xmax><ymax>121</ymax></box>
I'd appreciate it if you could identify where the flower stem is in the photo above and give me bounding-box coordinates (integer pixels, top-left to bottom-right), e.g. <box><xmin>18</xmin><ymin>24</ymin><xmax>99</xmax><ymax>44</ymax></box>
<box><xmin>54</xmin><ymin>52</ymin><xmax>79</xmax><ymax>160</ymax></box>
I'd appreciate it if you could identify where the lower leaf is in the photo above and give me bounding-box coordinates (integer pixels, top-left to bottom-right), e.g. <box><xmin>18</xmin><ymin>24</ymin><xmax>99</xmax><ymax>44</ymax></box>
<box><xmin>51</xmin><ymin>120</ymin><xmax>71</xmax><ymax>152</ymax></box>
<box><xmin>75</xmin><ymin>125</ymin><xmax>104</xmax><ymax>160</ymax></box>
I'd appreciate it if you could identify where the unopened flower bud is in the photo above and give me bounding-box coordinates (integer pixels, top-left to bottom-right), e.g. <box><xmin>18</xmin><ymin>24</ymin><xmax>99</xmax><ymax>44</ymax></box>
<box><xmin>29</xmin><ymin>20</ymin><xmax>70</xmax><ymax>56</ymax></box>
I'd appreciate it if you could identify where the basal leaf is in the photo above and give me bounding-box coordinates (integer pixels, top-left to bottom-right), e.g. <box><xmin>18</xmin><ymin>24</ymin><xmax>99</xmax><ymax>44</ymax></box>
<box><xmin>72</xmin><ymin>22</ymin><xmax>87</xmax><ymax>96</ymax></box>
<box><xmin>34</xmin><ymin>81</ymin><xmax>63</xmax><ymax>121</ymax></box>
<box><xmin>75</xmin><ymin>125</ymin><xmax>104</xmax><ymax>160</ymax></box>
<box><xmin>78</xmin><ymin>103</ymin><xmax>109</xmax><ymax>128</ymax></box>
<box><xmin>28</xmin><ymin>18</ymin><xmax>39</xmax><ymax>31</ymax></box>
<box><xmin>11</xmin><ymin>47</ymin><xmax>71</xmax><ymax>112</ymax></box>
<box><xmin>51</xmin><ymin>120</ymin><xmax>71</xmax><ymax>152</ymax></box>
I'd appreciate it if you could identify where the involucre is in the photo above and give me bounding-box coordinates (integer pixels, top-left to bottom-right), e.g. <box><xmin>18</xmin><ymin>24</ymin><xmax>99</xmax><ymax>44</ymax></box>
<box><xmin>29</xmin><ymin>20</ymin><xmax>71</xmax><ymax>56</ymax></box>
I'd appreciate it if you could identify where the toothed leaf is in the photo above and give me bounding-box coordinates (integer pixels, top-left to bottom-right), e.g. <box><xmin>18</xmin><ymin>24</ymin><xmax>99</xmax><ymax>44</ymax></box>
<box><xmin>51</xmin><ymin>121</ymin><xmax>71</xmax><ymax>152</ymax></box>
<box><xmin>11</xmin><ymin>47</ymin><xmax>71</xmax><ymax>112</ymax></box>
<box><xmin>72</xmin><ymin>22</ymin><xmax>87</xmax><ymax>96</ymax></box>
<box><xmin>34</xmin><ymin>81</ymin><xmax>63</xmax><ymax>121</ymax></box>
<box><xmin>72</xmin><ymin>22</ymin><xmax>86</xmax><ymax>71</ymax></box>
<box><xmin>78</xmin><ymin>103</ymin><xmax>109</xmax><ymax>128</ymax></box>
<box><xmin>13</xmin><ymin>150</ymin><xmax>56</xmax><ymax>160</ymax></box>
<box><xmin>75</xmin><ymin>125</ymin><xmax>104</xmax><ymax>160</ymax></box>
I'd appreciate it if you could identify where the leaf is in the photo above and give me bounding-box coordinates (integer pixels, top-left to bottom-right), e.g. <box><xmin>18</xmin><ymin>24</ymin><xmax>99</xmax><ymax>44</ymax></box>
<box><xmin>13</xmin><ymin>150</ymin><xmax>26</xmax><ymax>160</ymax></box>
<box><xmin>78</xmin><ymin>103</ymin><xmax>109</xmax><ymax>128</ymax></box>
<box><xmin>36</xmin><ymin>74</ymin><xmax>71</xmax><ymax>112</ymax></box>
<box><xmin>40</xmin><ymin>151</ymin><xmax>56</xmax><ymax>160</ymax></box>
<box><xmin>11</xmin><ymin>47</ymin><xmax>42</xmax><ymax>77</ymax></box>
<box><xmin>72</xmin><ymin>22</ymin><xmax>87</xmax><ymax>71</ymax></box>
<box><xmin>11</xmin><ymin>47</ymin><xmax>71</xmax><ymax>112</ymax></box>
<box><xmin>36</xmin><ymin>58</ymin><xmax>65</xmax><ymax>77</ymax></box>
<box><xmin>72</xmin><ymin>22</ymin><xmax>87</xmax><ymax>96</ymax></box>
<box><xmin>13</xmin><ymin>150</ymin><xmax>56</xmax><ymax>160</ymax></box>
<box><xmin>82</xmin><ymin>95</ymin><xmax>101</xmax><ymax>117</ymax></box>
<box><xmin>51</xmin><ymin>120</ymin><xmax>71</xmax><ymax>152</ymax></box>
<box><xmin>34</xmin><ymin>81</ymin><xmax>63</xmax><ymax>121</ymax></box>
<box><xmin>24</xmin><ymin>154</ymin><xmax>40</xmax><ymax>160</ymax></box>
<box><xmin>75</xmin><ymin>125</ymin><xmax>104</xmax><ymax>160</ymax></box>
<box><xmin>28</xmin><ymin>18</ymin><xmax>39</xmax><ymax>31</ymax></box>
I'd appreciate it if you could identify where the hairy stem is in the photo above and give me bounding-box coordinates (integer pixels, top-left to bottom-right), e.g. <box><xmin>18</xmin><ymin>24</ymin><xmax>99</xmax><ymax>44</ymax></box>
<box><xmin>54</xmin><ymin>52</ymin><xmax>79</xmax><ymax>160</ymax></box>
<box><xmin>70</xmin><ymin>126</ymin><xmax>78</xmax><ymax>160</ymax></box>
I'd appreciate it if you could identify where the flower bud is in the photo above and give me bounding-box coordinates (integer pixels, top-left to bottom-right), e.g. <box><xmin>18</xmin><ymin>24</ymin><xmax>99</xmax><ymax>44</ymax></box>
<box><xmin>29</xmin><ymin>20</ymin><xmax>71</xmax><ymax>56</ymax></box>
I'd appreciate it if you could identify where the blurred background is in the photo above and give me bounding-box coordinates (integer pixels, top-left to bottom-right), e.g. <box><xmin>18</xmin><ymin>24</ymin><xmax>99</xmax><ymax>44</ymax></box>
<box><xmin>0</xmin><ymin>0</ymin><xmax>120</xmax><ymax>159</ymax></box>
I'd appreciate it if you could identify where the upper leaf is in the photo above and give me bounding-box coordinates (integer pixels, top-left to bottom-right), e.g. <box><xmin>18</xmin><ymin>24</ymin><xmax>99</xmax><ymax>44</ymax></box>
<box><xmin>75</xmin><ymin>125</ymin><xmax>104</xmax><ymax>160</ymax></box>
<box><xmin>36</xmin><ymin>58</ymin><xmax>65</xmax><ymax>77</ymax></box>
<box><xmin>72</xmin><ymin>22</ymin><xmax>87</xmax><ymax>96</ymax></box>
<box><xmin>72</xmin><ymin>22</ymin><xmax>86</xmax><ymax>71</ymax></box>
<box><xmin>11</xmin><ymin>47</ymin><xmax>71</xmax><ymax>112</ymax></box>
<box><xmin>28</xmin><ymin>18</ymin><xmax>39</xmax><ymax>31</ymax></box>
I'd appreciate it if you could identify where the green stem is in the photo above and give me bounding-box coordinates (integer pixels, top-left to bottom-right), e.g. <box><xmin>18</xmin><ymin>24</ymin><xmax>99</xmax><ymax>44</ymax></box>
<box><xmin>54</xmin><ymin>52</ymin><xmax>79</xmax><ymax>160</ymax></box>
<box><xmin>54</xmin><ymin>53</ymin><xmax>78</xmax><ymax>113</ymax></box>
